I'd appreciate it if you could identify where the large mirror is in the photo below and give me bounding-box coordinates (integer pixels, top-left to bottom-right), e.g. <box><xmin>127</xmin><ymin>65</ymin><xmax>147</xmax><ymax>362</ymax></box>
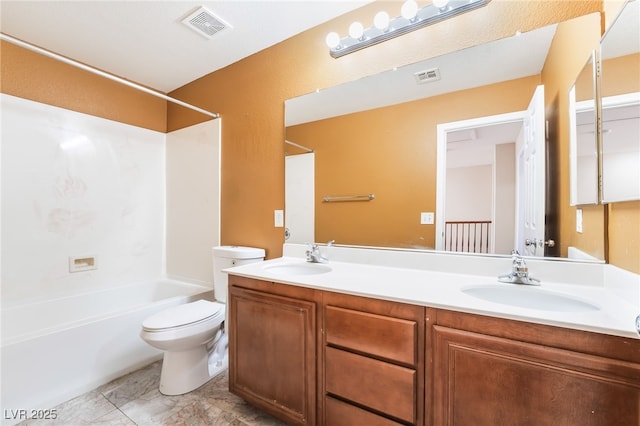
<box><xmin>285</xmin><ymin>18</ymin><xmax>601</xmax><ymax>260</ymax></box>
<box><xmin>599</xmin><ymin>0</ymin><xmax>640</xmax><ymax>203</ymax></box>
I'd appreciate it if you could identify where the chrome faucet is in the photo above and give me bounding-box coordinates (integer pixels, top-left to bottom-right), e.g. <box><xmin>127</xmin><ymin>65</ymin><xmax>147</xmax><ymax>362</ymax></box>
<box><xmin>306</xmin><ymin>240</ymin><xmax>334</xmax><ymax>263</ymax></box>
<box><xmin>498</xmin><ymin>250</ymin><xmax>540</xmax><ymax>285</ymax></box>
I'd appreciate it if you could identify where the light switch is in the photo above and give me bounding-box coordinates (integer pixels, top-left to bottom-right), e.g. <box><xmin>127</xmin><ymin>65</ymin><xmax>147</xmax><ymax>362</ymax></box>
<box><xmin>420</xmin><ymin>212</ymin><xmax>434</xmax><ymax>225</ymax></box>
<box><xmin>274</xmin><ymin>210</ymin><xmax>284</xmax><ymax>227</ymax></box>
<box><xmin>576</xmin><ymin>208</ymin><xmax>583</xmax><ymax>233</ymax></box>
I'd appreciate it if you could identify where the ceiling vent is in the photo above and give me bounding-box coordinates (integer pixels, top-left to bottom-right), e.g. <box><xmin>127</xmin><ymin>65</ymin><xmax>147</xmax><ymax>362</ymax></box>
<box><xmin>182</xmin><ymin>6</ymin><xmax>231</xmax><ymax>39</ymax></box>
<box><xmin>414</xmin><ymin>67</ymin><xmax>441</xmax><ymax>84</ymax></box>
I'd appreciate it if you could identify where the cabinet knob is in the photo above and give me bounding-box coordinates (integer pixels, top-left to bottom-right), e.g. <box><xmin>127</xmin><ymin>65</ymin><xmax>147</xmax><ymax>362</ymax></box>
<box><xmin>636</xmin><ymin>314</ymin><xmax>640</xmax><ymax>336</ymax></box>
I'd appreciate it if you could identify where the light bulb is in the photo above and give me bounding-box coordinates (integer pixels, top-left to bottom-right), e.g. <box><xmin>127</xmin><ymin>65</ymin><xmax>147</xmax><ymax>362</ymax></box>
<box><xmin>374</xmin><ymin>11</ymin><xmax>390</xmax><ymax>30</ymax></box>
<box><xmin>401</xmin><ymin>0</ymin><xmax>419</xmax><ymax>20</ymax></box>
<box><xmin>348</xmin><ymin>21</ymin><xmax>364</xmax><ymax>39</ymax></box>
<box><xmin>325</xmin><ymin>32</ymin><xmax>340</xmax><ymax>49</ymax></box>
<box><xmin>432</xmin><ymin>0</ymin><xmax>449</xmax><ymax>8</ymax></box>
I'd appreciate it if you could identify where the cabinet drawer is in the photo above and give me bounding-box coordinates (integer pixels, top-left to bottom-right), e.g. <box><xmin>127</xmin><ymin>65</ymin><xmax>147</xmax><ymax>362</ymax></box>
<box><xmin>325</xmin><ymin>305</ymin><xmax>417</xmax><ymax>366</ymax></box>
<box><xmin>325</xmin><ymin>347</ymin><xmax>416</xmax><ymax>424</ymax></box>
<box><xmin>325</xmin><ymin>396</ymin><xmax>403</xmax><ymax>426</ymax></box>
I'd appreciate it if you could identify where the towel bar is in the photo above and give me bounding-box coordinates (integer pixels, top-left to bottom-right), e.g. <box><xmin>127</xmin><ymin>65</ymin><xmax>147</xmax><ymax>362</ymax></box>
<box><xmin>322</xmin><ymin>194</ymin><xmax>375</xmax><ymax>202</ymax></box>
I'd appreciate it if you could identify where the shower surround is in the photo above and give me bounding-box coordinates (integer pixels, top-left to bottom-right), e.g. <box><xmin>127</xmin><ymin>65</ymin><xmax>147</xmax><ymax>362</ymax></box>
<box><xmin>1</xmin><ymin>94</ymin><xmax>221</xmax><ymax>417</ymax></box>
<box><xmin>1</xmin><ymin>94</ymin><xmax>166</xmax><ymax>305</ymax></box>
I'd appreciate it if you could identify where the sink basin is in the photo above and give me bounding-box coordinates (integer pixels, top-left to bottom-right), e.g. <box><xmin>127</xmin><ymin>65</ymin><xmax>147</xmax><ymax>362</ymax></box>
<box><xmin>462</xmin><ymin>285</ymin><xmax>599</xmax><ymax>312</ymax></box>
<box><xmin>264</xmin><ymin>262</ymin><xmax>332</xmax><ymax>276</ymax></box>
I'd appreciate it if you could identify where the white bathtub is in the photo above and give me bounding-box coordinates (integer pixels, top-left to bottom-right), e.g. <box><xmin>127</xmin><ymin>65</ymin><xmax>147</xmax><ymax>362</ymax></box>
<box><xmin>0</xmin><ymin>279</ymin><xmax>212</xmax><ymax>421</ymax></box>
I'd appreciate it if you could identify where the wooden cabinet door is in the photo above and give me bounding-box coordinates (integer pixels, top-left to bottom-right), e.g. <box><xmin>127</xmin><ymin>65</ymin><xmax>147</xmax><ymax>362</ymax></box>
<box><xmin>431</xmin><ymin>324</ymin><xmax>640</xmax><ymax>426</ymax></box>
<box><xmin>229</xmin><ymin>283</ymin><xmax>317</xmax><ymax>425</ymax></box>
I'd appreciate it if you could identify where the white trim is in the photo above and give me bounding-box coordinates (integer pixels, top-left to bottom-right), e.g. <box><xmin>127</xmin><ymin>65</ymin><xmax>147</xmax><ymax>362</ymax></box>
<box><xmin>602</xmin><ymin>91</ymin><xmax>640</xmax><ymax>109</ymax></box>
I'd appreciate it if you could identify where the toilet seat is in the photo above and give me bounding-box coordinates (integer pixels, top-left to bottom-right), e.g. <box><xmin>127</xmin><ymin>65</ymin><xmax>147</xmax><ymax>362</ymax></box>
<box><xmin>142</xmin><ymin>300</ymin><xmax>224</xmax><ymax>332</ymax></box>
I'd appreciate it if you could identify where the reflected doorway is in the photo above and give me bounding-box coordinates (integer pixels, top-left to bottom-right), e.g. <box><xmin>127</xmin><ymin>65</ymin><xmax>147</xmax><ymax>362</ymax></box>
<box><xmin>443</xmin><ymin>120</ymin><xmax>521</xmax><ymax>254</ymax></box>
<box><xmin>284</xmin><ymin>150</ymin><xmax>315</xmax><ymax>244</ymax></box>
<box><xmin>435</xmin><ymin>84</ymin><xmax>548</xmax><ymax>256</ymax></box>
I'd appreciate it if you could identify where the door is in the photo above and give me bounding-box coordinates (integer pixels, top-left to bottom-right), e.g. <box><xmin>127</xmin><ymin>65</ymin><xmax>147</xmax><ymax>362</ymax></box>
<box><xmin>435</xmin><ymin>86</ymin><xmax>547</xmax><ymax>255</ymax></box>
<box><xmin>431</xmin><ymin>316</ymin><xmax>640</xmax><ymax>426</ymax></box>
<box><xmin>228</xmin><ymin>282</ymin><xmax>317</xmax><ymax>425</ymax></box>
<box><xmin>285</xmin><ymin>152</ymin><xmax>315</xmax><ymax>243</ymax></box>
<box><xmin>515</xmin><ymin>85</ymin><xmax>546</xmax><ymax>256</ymax></box>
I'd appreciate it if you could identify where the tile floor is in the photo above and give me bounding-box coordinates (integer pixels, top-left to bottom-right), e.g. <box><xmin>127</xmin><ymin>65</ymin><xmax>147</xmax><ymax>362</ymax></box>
<box><xmin>18</xmin><ymin>361</ymin><xmax>286</xmax><ymax>426</ymax></box>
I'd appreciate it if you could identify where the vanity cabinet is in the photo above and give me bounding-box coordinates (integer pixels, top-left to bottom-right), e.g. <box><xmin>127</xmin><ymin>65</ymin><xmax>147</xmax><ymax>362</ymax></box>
<box><xmin>427</xmin><ymin>308</ymin><xmax>640</xmax><ymax>426</ymax></box>
<box><xmin>228</xmin><ymin>275</ymin><xmax>320</xmax><ymax>425</ymax></box>
<box><xmin>322</xmin><ymin>292</ymin><xmax>425</xmax><ymax>425</ymax></box>
<box><xmin>228</xmin><ymin>275</ymin><xmax>425</xmax><ymax>425</ymax></box>
<box><xmin>228</xmin><ymin>274</ymin><xmax>640</xmax><ymax>426</ymax></box>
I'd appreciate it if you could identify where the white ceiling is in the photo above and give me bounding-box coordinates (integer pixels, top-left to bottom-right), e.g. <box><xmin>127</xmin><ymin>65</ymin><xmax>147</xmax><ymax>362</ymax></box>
<box><xmin>446</xmin><ymin>121</ymin><xmax>524</xmax><ymax>168</ymax></box>
<box><xmin>0</xmin><ymin>1</ymin><xmax>370</xmax><ymax>93</ymax></box>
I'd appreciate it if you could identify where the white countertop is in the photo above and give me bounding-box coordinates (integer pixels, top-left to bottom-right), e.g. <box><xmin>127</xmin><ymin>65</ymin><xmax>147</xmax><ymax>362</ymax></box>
<box><xmin>225</xmin><ymin>245</ymin><xmax>640</xmax><ymax>339</ymax></box>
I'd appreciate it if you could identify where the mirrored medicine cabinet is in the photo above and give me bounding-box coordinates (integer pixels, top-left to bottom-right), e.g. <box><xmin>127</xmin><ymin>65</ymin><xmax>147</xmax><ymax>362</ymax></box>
<box><xmin>570</xmin><ymin>0</ymin><xmax>640</xmax><ymax>206</ymax></box>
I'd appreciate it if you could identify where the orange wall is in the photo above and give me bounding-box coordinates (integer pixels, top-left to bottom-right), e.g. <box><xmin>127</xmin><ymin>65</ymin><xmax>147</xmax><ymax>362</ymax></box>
<box><xmin>601</xmin><ymin>54</ymin><xmax>640</xmax><ymax>96</ymax></box>
<box><xmin>287</xmin><ymin>76</ymin><xmax>540</xmax><ymax>248</ymax></box>
<box><xmin>609</xmin><ymin>201</ymin><xmax>640</xmax><ymax>273</ymax></box>
<box><xmin>0</xmin><ymin>41</ymin><xmax>167</xmax><ymax>132</ymax></box>
<box><xmin>168</xmin><ymin>0</ymin><xmax>603</xmax><ymax>258</ymax></box>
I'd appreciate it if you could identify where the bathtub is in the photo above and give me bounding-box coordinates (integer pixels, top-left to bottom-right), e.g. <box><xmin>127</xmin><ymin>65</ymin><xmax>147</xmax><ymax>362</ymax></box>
<box><xmin>0</xmin><ymin>279</ymin><xmax>212</xmax><ymax>421</ymax></box>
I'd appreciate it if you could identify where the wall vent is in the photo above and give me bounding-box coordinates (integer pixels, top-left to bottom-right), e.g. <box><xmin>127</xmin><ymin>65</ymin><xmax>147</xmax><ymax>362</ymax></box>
<box><xmin>182</xmin><ymin>6</ymin><xmax>231</xmax><ymax>39</ymax></box>
<box><xmin>414</xmin><ymin>67</ymin><xmax>441</xmax><ymax>84</ymax></box>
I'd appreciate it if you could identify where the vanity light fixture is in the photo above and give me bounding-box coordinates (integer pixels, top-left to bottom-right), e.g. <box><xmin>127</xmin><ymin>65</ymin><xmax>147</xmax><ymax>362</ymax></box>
<box><xmin>326</xmin><ymin>0</ymin><xmax>490</xmax><ymax>58</ymax></box>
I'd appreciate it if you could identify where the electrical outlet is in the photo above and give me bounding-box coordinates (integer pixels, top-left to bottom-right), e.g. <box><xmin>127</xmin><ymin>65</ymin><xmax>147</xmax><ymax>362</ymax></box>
<box><xmin>274</xmin><ymin>210</ymin><xmax>284</xmax><ymax>227</ymax></box>
<box><xmin>420</xmin><ymin>212</ymin><xmax>435</xmax><ymax>225</ymax></box>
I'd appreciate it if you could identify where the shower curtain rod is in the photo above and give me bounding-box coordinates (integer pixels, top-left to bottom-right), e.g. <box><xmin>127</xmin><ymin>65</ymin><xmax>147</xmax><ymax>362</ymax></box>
<box><xmin>285</xmin><ymin>140</ymin><xmax>314</xmax><ymax>153</ymax></box>
<box><xmin>1</xmin><ymin>33</ymin><xmax>220</xmax><ymax>119</ymax></box>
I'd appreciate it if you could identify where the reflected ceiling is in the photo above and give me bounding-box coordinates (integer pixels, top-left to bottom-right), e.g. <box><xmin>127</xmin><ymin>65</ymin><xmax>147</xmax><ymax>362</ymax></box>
<box><xmin>286</xmin><ymin>24</ymin><xmax>556</xmax><ymax>126</ymax></box>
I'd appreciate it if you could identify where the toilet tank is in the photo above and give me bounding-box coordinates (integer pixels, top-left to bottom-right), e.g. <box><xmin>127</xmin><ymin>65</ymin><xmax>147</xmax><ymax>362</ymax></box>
<box><xmin>212</xmin><ymin>246</ymin><xmax>265</xmax><ymax>303</ymax></box>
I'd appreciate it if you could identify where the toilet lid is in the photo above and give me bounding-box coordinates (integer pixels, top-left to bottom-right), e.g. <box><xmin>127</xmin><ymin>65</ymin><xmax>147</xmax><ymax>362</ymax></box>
<box><xmin>142</xmin><ymin>300</ymin><xmax>223</xmax><ymax>331</ymax></box>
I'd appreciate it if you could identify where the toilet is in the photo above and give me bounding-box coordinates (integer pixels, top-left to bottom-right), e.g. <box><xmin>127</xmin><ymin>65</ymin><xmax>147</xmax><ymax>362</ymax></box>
<box><xmin>140</xmin><ymin>245</ymin><xmax>265</xmax><ymax>395</ymax></box>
